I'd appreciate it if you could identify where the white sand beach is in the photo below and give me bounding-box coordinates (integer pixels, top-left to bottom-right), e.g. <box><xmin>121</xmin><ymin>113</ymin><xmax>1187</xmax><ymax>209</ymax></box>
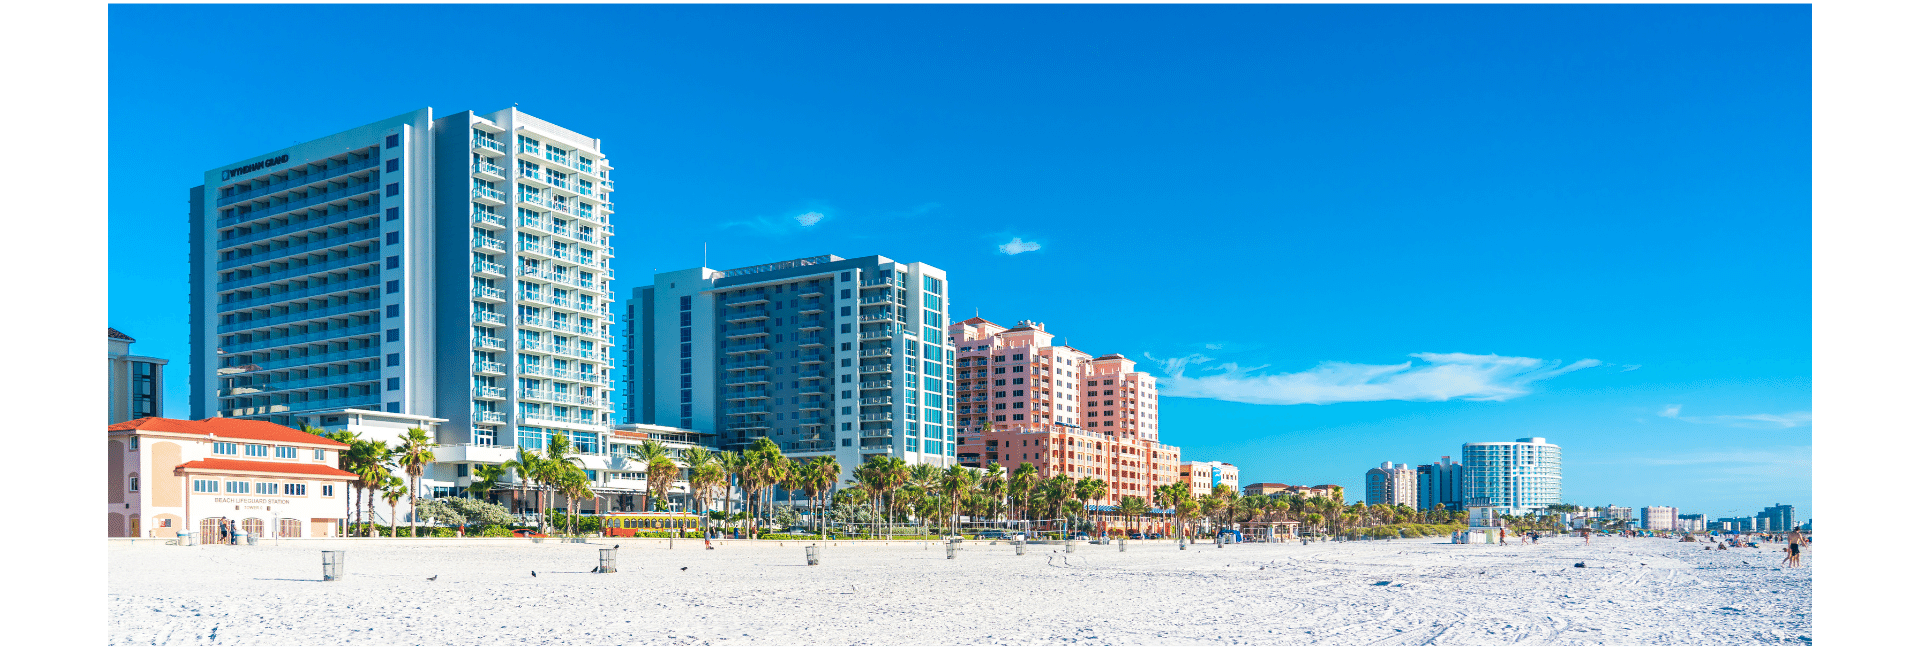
<box><xmin>107</xmin><ymin>535</ymin><xmax>1810</xmax><ymax>645</ymax></box>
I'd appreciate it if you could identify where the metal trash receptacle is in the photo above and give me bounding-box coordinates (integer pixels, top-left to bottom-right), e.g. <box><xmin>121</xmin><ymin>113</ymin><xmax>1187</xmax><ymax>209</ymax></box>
<box><xmin>806</xmin><ymin>544</ymin><xmax>820</xmax><ymax>566</ymax></box>
<box><xmin>945</xmin><ymin>539</ymin><xmax>957</xmax><ymax>560</ymax></box>
<box><xmin>1015</xmin><ymin>538</ymin><xmax>1027</xmax><ymax>556</ymax></box>
<box><xmin>246</xmin><ymin>532</ymin><xmax>258</xmax><ymax>546</ymax></box>
<box><xmin>1065</xmin><ymin>540</ymin><xmax>1076</xmax><ymax>553</ymax></box>
<box><xmin>598</xmin><ymin>548</ymin><xmax>618</xmax><ymax>573</ymax></box>
<box><xmin>176</xmin><ymin>531</ymin><xmax>193</xmax><ymax>547</ymax></box>
<box><xmin>1119</xmin><ymin>537</ymin><xmax>1127</xmax><ymax>552</ymax></box>
<box><xmin>322</xmin><ymin>551</ymin><xmax>345</xmax><ymax>581</ymax></box>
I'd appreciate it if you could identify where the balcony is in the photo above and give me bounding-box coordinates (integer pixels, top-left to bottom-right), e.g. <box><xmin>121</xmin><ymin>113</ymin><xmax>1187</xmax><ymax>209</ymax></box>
<box><xmin>860</xmin><ymin>396</ymin><xmax>894</xmax><ymax>406</ymax></box>
<box><xmin>794</xmin><ymin>352</ymin><xmax>828</xmax><ymax>364</ymax></box>
<box><xmin>222</xmin><ymin>346</ymin><xmax>379</xmax><ymax>374</ymax></box>
<box><xmin>217</xmin><ymin>369</ymin><xmax>380</xmax><ymax>397</ymax></box>
<box><xmin>794</xmin><ymin>318</ymin><xmax>825</xmax><ymax>331</ymax></box>
<box><xmin>216</xmin><ymin>252</ymin><xmax>380</xmax><ymax>293</ymax></box>
<box><xmin>795</xmin><ymin>383</ymin><xmax>829</xmax><ymax>395</ymax></box>
<box><xmin>794</xmin><ymin>370</ymin><xmax>829</xmax><ymax>380</ymax></box>
<box><xmin>794</xmin><ymin>336</ymin><xmax>826</xmax><ymax>347</ymax></box>
<box><xmin>721</xmin><ymin>357</ymin><xmax>771</xmax><ymax>371</ymax></box>
<box><xmin>859</xmin><ymin>380</ymin><xmax>893</xmax><ymax>390</ymax></box>
<box><xmin>474</xmin><ymin>137</ymin><xmax>506</xmax><ymax>154</ymax></box>
<box><xmin>725</xmin><ymin>404</ymin><xmax>771</xmax><ymax>415</ymax></box>
<box><xmin>472</xmin><ymin>236</ymin><xmax>506</xmax><ymax>253</ymax></box>
<box><xmin>725</xmin><ymin>326</ymin><xmax>770</xmax><ymax>339</ymax></box>
<box><xmin>725</xmin><ymin>294</ymin><xmax>770</xmax><ymax>307</ymax></box>
<box><xmin>472</xmin><ymin>210</ymin><xmax>506</xmax><ymax>229</ymax></box>
<box><xmin>859</xmin><ymin>412</ymin><xmax>893</xmax><ymax>422</ymax></box>
<box><xmin>859</xmin><ymin>277</ymin><xmax>899</xmax><ymax>289</ymax></box>
<box><xmin>473</xmin><ymin>310</ymin><xmax>506</xmax><ymax>326</ymax></box>
<box><xmin>726</xmin><ymin>422</ymin><xmax>772</xmax><ymax>432</ymax></box>
<box><xmin>858</xmin><ymin>364</ymin><xmax>891</xmax><ymax>374</ymax></box>
<box><xmin>725</xmin><ymin>373</ymin><xmax>771</xmax><ymax>386</ymax></box>
<box><xmin>725</xmin><ymin>389</ymin><xmax>769</xmax><ymax>400</ymax></box>
<box><xmin>472</xmin><ymin>286</ymin><xmax>505</xmax><ymax>302</ymax></box>
<box><xmin>218</xmin><ymin>157</ymin><xmax>379</xmax><ymax>208</ymax></box>
<box><xmin>473</xmin><ymin>160</ymin><xmax>505</xmax><ymax>180</ymax></box>
<box><xmin>724</xmin><ymin>342</ymin><xmax>770</xmax><ymax>355</ymax></box>
<box><xmin>725</xmin><ymin>308</ymin><xmax>770</xmax><ymax>322</ymax></box>
<box><xmin>858</xmin><ymin>348</ymin><xmax>892</xmax><ymax>358</ymax></box>
<box><xmin>217</xmin><ymin>176</ymin><xmax>383</xmax><ymax>230</ymax></box>
<box><xmin>476</xmin><ymin>411</ymin><xmax>508</xmax><ymax>424</ymax></box>
<box><xmin>473</xmin><ymin>386</ymin><xmax>506</xmax><ymax>400</ymax></box>
<box><xmin>796</xmin><ymin>300</ymin><xmax>825</xmax><ymax>313</ymax></box>
<box><xmin>216</xmin><ymin>203</ymin><xmax>382</xmax><ymax>253</ymax></box>
<box><xmin>858</xmin><ymin>328</ymin><xmax>896</xmax><ymax>341</ymax></box>
<box><xmin>473</xmin><ymin>336</ymin><xmax>505</xmax><ymax>350</ymax></box>
<box><xmin>783</xmin><ymin>441</ymin><xmax>835</xmax><ymax>454</ymax></box>
<box><xmin>219</xmin><ymin>275</ymin><xmax>379</xmax><ymax>314</ymax></box>
<box><xmin>858</xmin><ymin>295</ymin><xmax>894</xmax><ymax>305</ymax></box>
<box><xmin>473</xmin><ymin>361</ymin><xmax>506</xmax><ymax>375</ymax></box>
<box><xmin>473</xmin><ymin>260</ymin><xmax>505</xmax><ymax>277</ymax></box>
<box><xmin>472</xmin><ymin>186</ymin><xmax>506</xmax><ymax>205</ymax></box>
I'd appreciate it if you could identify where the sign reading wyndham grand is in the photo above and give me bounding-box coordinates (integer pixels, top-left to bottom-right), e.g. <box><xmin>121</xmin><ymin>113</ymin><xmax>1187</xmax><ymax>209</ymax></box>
<box><xmin>222</xmin><ymin>154</ymin><xmax>291</xmax><ymax>180</ymax></box>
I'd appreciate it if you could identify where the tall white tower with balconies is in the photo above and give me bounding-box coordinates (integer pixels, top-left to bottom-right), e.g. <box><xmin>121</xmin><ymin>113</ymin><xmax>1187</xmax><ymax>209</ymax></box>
<box><xmin>188</xmin><ymin>107</ymin><xmax>617</xmax><ymax>455</ymax></box>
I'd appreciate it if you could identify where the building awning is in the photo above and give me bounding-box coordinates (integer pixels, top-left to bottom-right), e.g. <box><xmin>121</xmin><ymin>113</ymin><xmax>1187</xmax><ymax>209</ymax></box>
<box><xmin>176</xmin><ymin>459</ymin><xmax>357</xmax><ymax>479</ymax></box>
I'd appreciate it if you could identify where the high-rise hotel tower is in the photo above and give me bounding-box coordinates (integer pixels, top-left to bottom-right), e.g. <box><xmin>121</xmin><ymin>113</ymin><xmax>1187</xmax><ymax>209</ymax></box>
<box><xmin>189</xmin><ymin>107</ymin><xmax>618</xmax><ymax>450</ymax></box>
<box><xmin>624</xmin><ymin>255</ymin><xmax>957</xmax><ymax>479</ymax></box>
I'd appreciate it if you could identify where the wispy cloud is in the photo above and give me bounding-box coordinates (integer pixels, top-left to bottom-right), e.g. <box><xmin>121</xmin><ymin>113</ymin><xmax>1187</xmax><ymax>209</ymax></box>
<box><xmin>998</xmin><ymin>237</ymin><xmax>1042</xmax><ymax>255</ymax></box>
<box><xmin>1658</xmin><ymin>405</ymin><xmax>1811</xmax><ymax>429</ymax></box>
<box><xmin>1203</xmin><ymin>343</ymin><xmax>1225</xmax><ymax>350</ymax></box>
<box><xmin>1149</xmin><ymin>352</ymin><xmax>1600</xmax><ymax>405</ymax></box>
<box><xmin>718</xmin><ymin>209</ymin><xmax>833</xmax><ymax>235</ymax></box>
<box><xmin>1620</xmin><ymin>364</ymin><xmax>1642</xmax><ymax>372</ymax></box>
<box><xmin>794</xmin><ymin>211</ymin><xmax>824</xmax><ymax>227</ymax></box>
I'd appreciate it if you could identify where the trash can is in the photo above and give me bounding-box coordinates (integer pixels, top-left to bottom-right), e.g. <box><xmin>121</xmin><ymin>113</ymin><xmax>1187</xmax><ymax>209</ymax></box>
<box><xmin>322</xmin><ymin>551</ymin><xmax>345</xmax><ymax>581</ymax></box>
<box><xmin>806</xmin><ymin>544</ymin><xmax>820</xmax><ymax>566</ymax></box>
<box><xmin>1065</xmin><ymin>540</ymin><xmax>1077</xmax><ymax>553</ymax></box>
<box><xmin>945</xmin><ymin>539</ymin><xmax>957</xmax><ymax>560</ymax></box>
<box><xmin>176</xmin><ymin>531</ymin><xmax>193</xmax><ymax>547</ymax></box>
<box><xmin>598</xmin><ymin>548</ymin><xmax>618</xmax><ymax>573</ymax></box>
<box><xmin>246</xmin><ymin>532</ymin><xmax>258</xmax><ymax>546</ymax></box>
<box><xmin>1015</xmin><ymin>538</ymin><xmax>1027</xmax><ymax>556</ymax></box>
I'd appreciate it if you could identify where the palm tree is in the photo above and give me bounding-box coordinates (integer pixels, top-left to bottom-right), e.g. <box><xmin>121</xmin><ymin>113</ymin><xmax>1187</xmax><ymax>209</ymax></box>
<box><xmin>1116</xmin><ymin>495</ymin><xmax>1148</xmax><ymax>535</ymax></box>
<box><xmin>379</xmin><ymin>476</ymin><xmax>406</xmax><ymax>536</ymax></box>
<box><xmin>878</xmin><ymin>456</ymin><xmax>910</xmax><ymax>539</ymax></box>
<box><xmin>979</xmin><ymin>464</ymin><xmax>1007</xmax><ymax>523</ymax></box>
<box><xmin>1008</xmin><ymin>463</ymin><xmax>1039</xmax><ymax>524</ymax></box>
<box><xmin>349</xmin><ymin>440</ymin><xmax>393</xmax><ymax>537</ymax></box>
<box><xmin>323</xmin><ymin>430</ymin><xmax>363</xmax><ymax>531</ymax></box>
<box><xmin>679</xmin><ymin>447</ymin><xmax>718</xmax><ymax>514</ymax></box>
<box><xmin>1039</xmin><ymin>474</ymin><xmax>1075</xmax><ymax>532</ymax></box>
<box><xmin>503</xmin><ymin>448</ymin><xmax>546</xmax><ymax>531</ymax></box>
<box><xmin>397</xmin><ymin>427</ymin><xmax>436</xmax><ymax>538</ymax></box>
<box><xmin>541</xmin><ymin>433</ymin><xmax>580</xmax><ymax>533</ymax></box>
<box><xmin>717</xmin><ymin>450</ymin><xmax>745</xmax><ymax>520</ymax></box>
<box><xmin>1153</xmin><ymin>483</ymin><xmax>1186</xmax><ymax>537</ymax></box>
<box><xmin>939</xmin><ymin>464</ymin><xmax>980</xmax><ymax>536</ymax></box>
<box><xmin>630</xmin><ymin>440</ymin><xmax>676</xmax><ymax>512</ymax></box>
<box><xmin>811</xmin><ymin>456</ymin><xmax>842</xmax><ymax>535</ymax></box>
<box><xmin>470</xmin><ymin>463</ymin><xmax>509</xmax><ymax>505</ymax></box>
<box><xmin>1075</xmin><ymin>477</ymin><xmax>1109</xmax><ymax>534</ymax></box>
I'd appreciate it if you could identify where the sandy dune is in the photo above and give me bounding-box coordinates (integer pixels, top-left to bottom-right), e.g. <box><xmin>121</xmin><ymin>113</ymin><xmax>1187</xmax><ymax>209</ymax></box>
<box><xmin>107</xmin><ymin>535</ymin><xmax>1810</xmax><ymax>645</ymax></box>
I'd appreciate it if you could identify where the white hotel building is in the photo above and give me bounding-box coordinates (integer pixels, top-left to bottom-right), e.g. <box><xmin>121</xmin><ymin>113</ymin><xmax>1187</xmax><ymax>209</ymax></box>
<box><xmin>187</xmin><ymin>107</ymin><xmax>618</xmax><ymax>453</ymax></box>
<box><xmin>1462</xmin><ymin>437</ymin><xmax>1563</xmax><ymax>514</ymax></box>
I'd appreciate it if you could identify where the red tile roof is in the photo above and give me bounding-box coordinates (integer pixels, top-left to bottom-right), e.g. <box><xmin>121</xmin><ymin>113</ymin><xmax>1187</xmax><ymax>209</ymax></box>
<box><xmin>955</xmin><ymin>316</ymin><xmax>1001</xmax><ymax>328</ymax></box>
<box><xmin>108</xmin><ymin>327</ymin><xmax>135</xmax><ymax>342</ymax></box>
<box><xmin>108</xmin><ymin>417</ymin><xmax>349</xmax><ymax>448</ymax></box>
<box><xmin>175</xmin><ymin>459</ymin><xmax>357</xmax><ymax>478</ymax></box>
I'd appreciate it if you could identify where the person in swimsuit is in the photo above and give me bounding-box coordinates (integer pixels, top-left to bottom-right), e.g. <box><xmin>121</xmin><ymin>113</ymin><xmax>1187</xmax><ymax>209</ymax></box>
<box><xmin>1785</xmin><ymin>527</ymin><xmax>1806</xmax><ymax>567</ymax></box>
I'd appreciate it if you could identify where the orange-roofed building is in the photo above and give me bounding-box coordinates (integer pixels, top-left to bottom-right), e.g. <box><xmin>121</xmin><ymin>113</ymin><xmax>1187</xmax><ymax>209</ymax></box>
<box><xmin>108</xmin><ymin>416</ymin><xmax>353</xmax><ymax>541</ymax></box>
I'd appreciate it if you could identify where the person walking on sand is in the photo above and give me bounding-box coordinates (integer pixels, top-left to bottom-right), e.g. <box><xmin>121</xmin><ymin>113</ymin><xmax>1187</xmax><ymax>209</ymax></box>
<box><xmin>1784</xmin><ymin>527</ymin><xmax>1806</xmax><ymax>567</ymax></box>
<box><xmin>704</xmin><ymin>528</ymin><xmax>714</xmax><ymax>551</ymax></box>
<box><xmin>1499</xmin><ymin>528</ymin><xmax>1507</xmax><ymax>546</ymax></box>
<box><xmin>1582</xmin><ymin>528</ymin><xmax>1590</xmax><ymax>545</ymax></box>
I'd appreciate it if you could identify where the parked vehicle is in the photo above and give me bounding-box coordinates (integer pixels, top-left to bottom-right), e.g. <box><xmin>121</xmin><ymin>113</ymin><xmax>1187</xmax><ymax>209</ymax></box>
<box><xmin>975</xmin><ymin>529</ymin><xmax>1011</xmax><ymax>540</ymax></box>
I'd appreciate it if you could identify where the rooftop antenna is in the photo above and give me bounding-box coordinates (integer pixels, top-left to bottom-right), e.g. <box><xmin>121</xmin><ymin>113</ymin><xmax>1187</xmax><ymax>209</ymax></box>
<box><xmin>704</xmin><ymin>242</ymin><xmax>708</xmax><ymax>268</ymax></box>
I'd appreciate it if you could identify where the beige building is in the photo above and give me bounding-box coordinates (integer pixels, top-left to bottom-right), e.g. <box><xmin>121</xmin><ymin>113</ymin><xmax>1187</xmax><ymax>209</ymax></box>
<box><xmin>109</xmin><ymin>328</ymin><xmax>168</xmax><ymax>424</ymax></box>
<box><xmin>108</xmin><ymin>416</ymin><xmax>354</xmax><ymax>540</ymax></box>
<box><xmin>1180</xmin><ymin>460</ymin><xmax>1239</xmax><ymax>498</ymax></box>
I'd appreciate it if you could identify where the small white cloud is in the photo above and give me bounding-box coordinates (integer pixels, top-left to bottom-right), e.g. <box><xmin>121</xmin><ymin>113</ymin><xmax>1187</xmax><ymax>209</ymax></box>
<box><xmin>794</xmin><ymin>212</ymin><xmax>825</xmax><ymax>227</ymax></box>
<box><xmin>1203</xmin><ymin>343</ymin><xmax>1225</xmax><ymax>350</ymax></box>
<box><xmin>1658</xmin><ymin>404</ymin><xmax>1810</xmax><ymax>429</ymax></box>
<box><xmin>1620</xmin><ymin>364</ymin><xmax>1642</xmax><ymax>372</ymax></box>
<box><xmin>998</xmin><ymin>237</ymin><xmax>1042</xmax><ymax>255</ymax></box>
<box><xmin>1148</xmin><ymin>352</ymin><xmax>1599</xmax><ymax>406</ymax></box>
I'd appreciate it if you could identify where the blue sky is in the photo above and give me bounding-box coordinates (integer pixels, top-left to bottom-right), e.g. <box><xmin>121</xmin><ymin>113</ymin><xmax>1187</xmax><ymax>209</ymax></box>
<box><xmin>109</xmin><ymin>4</ymin><xmax>1810</xmax><ymax>520</ymax></box>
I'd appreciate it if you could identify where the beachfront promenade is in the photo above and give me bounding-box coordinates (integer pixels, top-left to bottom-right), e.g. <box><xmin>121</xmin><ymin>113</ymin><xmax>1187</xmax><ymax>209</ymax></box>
<box><xmin>107</xmin><ymin>536</ymin><xmax>1811</xmax><ymax>645</ymax></box>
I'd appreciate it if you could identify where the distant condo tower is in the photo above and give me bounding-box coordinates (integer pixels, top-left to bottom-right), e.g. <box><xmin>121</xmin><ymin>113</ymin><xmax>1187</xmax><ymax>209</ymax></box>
<box><xmin>1462</xmin><ymin>437</ymin><xmax>1562</xmax><ymax>514</ymax></box>
<box><xmin>625</xmin><ymin>255</ymin><xmax>956</xmax><ymax>481</ymax></box>
<box><xmin>187</xmin><ymin>107</ymin><xmax>618</xmax><ymax>451</ymax></box>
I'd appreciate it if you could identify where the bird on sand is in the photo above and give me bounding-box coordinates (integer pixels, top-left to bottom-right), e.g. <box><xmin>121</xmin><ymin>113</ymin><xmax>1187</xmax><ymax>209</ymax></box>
<box><xmin>614</xmin><ymin>545</ymin><xmax>620</xmax><ymax>549</ymax></box>
<box><xmin>428</xmin><ymin>575</ymin><xmax>438</xmax><ymax>581</ymax></box>
<box><xmin>681</xmin><ymin>567</ymin><xmax>689</xmax><ymax>571</ymax></box>
<box><xmin>531</xmin><ymin>571</ymin><xmax>538</xmax><ymax>577</ymax></box>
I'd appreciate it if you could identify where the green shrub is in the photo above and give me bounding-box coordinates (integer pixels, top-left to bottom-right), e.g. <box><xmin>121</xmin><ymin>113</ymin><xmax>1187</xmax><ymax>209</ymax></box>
<box><xmin>475</xmin><ymin>525</ymin><xmax>515</xmax><ymax>537</ymax></box>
